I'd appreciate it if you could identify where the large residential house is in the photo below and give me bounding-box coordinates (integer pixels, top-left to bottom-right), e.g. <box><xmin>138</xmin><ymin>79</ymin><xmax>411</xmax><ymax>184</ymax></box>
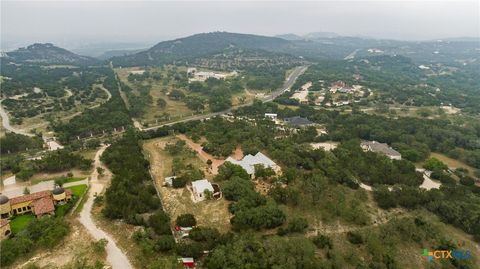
<box><xmin>191</xmin><ymin>179</ymin><xmax>215</xmax><ymax>201</ymax></box>
<box><xmin>225</xmin><ymin>152</ymin><xmax>280</xmax><ymax>178</ymax></box>
<box><xmin>284</xmin><ymin>116</ymin><xmax>314</xmax><ymax>128</ymax></box>
<box><xmin>0</xmin><ymin>187</ymin><xmax>72</xmax><ymax>219</ymax></box>
<box><xmin>361</xmin><ymin>141</ymin><xmax>402</xmax><ymax>160</ymax></box>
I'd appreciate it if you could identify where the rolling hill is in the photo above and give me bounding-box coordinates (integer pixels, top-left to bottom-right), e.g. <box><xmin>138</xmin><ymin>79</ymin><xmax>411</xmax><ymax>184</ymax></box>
<box><xmin>110</xmin><ymin>32</ymin><xmax>300</xmax><ymax>67</ymax></box>
<box><xmin>3</xmin><ymin>43</ymin><xmax>98</xmax><ymax>66</ymax></box>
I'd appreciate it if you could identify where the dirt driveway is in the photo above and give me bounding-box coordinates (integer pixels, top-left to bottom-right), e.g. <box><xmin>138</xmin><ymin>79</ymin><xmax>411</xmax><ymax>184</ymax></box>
<box><xmin>176</xmin><ymin>134</ymin><xmax>225</xmax><ymax>174</ymax></box>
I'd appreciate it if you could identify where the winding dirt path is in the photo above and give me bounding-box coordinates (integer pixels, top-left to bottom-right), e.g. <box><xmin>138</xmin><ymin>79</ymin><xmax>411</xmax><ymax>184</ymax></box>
<box><xmin>78</xmin><ymin>145</ymin><xmax>133</xmax><ymax>269</ymax></box>
<box><xmin>0</xmin><ymin>99</ymin><xmax>35</xmax><ymax>137</ymax></box>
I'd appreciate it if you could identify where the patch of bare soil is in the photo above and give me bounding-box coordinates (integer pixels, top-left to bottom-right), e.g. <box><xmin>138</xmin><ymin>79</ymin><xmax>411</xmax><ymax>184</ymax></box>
<box><xmin>232</xmin><ymin>146</ymin><xmax>244</xmax><ymax>161</ymax></box>
<box><xmin>176</xmin><ymin>134</ymin><xmax>225</xmax><ymax>175</ymax></box>
<box><xmin>254</xmin><ymin>180</ymin><xmax>273</xmax><ymax>196</ymax></box>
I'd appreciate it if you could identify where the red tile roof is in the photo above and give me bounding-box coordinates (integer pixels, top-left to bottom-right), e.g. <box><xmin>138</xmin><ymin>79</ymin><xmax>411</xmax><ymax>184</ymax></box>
<box><xmin>9</xmin><ymin>191</ymin><xmax>51</xmax><ymax>205</ymax></box>
<box><xmin>32</xmin><ymin>196</ymin><xmax>55</xmax><ymax>216</ymax></box>
<box><xmin>66</xmin><ymin>189</ymin><xmax>73</xmax><ymax>196</ymax></box>
<box><xmin>0</xmin><ymin>218</ymin><xmax>10</xmax><ymax>227</ymax></box>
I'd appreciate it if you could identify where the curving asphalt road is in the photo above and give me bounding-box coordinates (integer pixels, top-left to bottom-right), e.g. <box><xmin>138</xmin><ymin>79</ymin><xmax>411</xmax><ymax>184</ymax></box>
<box><xmin>79</xmin><ymin>145</ymin><xmax>134</xmax><ymax>269</ymax></box>
<box><xmin>139</xmin><ymin>65</ymin><xmax>308</xmax><ymax>131</ymax></box>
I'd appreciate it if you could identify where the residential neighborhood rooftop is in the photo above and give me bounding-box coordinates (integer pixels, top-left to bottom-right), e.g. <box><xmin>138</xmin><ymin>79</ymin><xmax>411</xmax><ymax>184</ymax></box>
<box><xmin>361</xmin><ymin>141</ymin><xmax>401</xmax><ymax>158</ymax></box>
<box><xmin>284</xmin><ymin>116</ymin><xmax>314</xmax><ymax>127</ymax></box>
<box><xmin>226</xmin><ymin>152</ymin><xmax>278</xmax><ymax>175</ymax></box>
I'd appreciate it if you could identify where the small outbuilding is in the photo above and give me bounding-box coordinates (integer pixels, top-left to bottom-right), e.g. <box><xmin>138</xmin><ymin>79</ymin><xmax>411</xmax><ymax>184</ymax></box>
<box><xmin>180</xmin><ymin>257</ymin><xmax>195</xmax><ymax>268</ymax></box>
<box><xmin>192</xmin><ymin>179</ymin><xmax>214</xmax><ymax>201</ymax></box>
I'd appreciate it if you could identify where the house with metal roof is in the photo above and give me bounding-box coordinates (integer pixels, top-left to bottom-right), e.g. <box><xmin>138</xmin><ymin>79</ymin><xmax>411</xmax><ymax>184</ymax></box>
<box><xmin>361</xmin><ymin>141</ymin><xmax>402</xmax><ymax>160</ymax></box>
<box><xmin>225</xmin><ymin>152</ymin><xmax>279</xmax><ymax>178</ymax></box>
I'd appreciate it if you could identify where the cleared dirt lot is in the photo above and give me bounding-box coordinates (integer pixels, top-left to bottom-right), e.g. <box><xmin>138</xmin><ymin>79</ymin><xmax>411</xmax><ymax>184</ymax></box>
<box><xmin>143</xmin><ymin>137</ymin><xmax>232</xmax><ymax>232</ymax></box>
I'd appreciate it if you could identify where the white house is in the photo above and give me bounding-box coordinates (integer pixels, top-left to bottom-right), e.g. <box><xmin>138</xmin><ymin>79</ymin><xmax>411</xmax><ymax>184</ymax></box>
<box><xmin>264</xmin><ymin>113</ymin><xmax>278</xmax><ymax>120</ymax></box>
<box><xmin>225</xmin><ymin>152</ymin><xmax>280</xmax><ymax>178</ymax></box>
<box><xmin>191</xmin><ymin>179</ymin><xmax>214</xmax><ymax>201</ymax></box>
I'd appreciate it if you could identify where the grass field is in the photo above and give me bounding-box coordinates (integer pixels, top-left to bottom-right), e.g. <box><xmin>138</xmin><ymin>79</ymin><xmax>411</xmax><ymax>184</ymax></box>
<box><xmin>428</xmin><ymin>152</ymin><xmax>477</xmax><ymax>177</ymax></box>
<box><xmin>66</xmin><ymin>184</ymin><xmax>88</xmax><ymax>198</ymax></box>
<box><xmin>10</xmin><ymin>214</ymin><xmax>35</xmax><ymax>234</ymax></box>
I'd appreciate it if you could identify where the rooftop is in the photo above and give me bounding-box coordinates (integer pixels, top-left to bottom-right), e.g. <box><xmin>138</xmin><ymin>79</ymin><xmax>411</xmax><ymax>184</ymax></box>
<box><xmin>192</xmin><ymin>179</ymin><xmax>214</xmax><ymax>193</ymax></box>
<box><xmin>284</xmin><ymin>116</ymin><xmax>313</xmax><ymax>126</ymax></box>
<box><xmin>226</xmin><ymin>152</ymin><xmax>277</xmax><ymax>175</ymax></box>
<box><xmin>9</xmin><ymin>191</ymin><xmax>51</xmax><ymax>205</ymax></box>
<box><xmin>32</xmin><ymin>196</ymin><xmax>55</xmax><ymax>216</ymax></box>
<box><xmin>361</xmin><ymin>141</ymin><xmax>401</xmax><ymax>157</ymax></box>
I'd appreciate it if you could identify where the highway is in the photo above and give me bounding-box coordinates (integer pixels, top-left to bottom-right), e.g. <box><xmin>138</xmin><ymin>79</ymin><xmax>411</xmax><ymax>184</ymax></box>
<box><xmin>140</xmin><ymin>65</ymin><xmax>308</xmax><ymax>131</ymax></box>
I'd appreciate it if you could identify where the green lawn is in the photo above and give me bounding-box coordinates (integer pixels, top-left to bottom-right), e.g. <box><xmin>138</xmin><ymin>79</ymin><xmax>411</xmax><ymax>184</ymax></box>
<box><xmin>10</xmin><ymin>214</ymin><xmax>35</xmax><ymax>234</ymax></box>
<box><xmin>55</xmin><ymin>202</ymin><xmax>73</xmax><ymax>217</ymax></box>
<box><xmin>66</xmin><ymin>184</ymin><xmax>88</xmax><ymax>198</ymax></box>
<box><xmin>64</xmin><ymin>177</ymin><xmax>86</xmax><ymax>184</ymax></box>
<box><xmin>55</xmin><ymin>184</ymin><xmax>88</xmax><ymax>217</ymax></box>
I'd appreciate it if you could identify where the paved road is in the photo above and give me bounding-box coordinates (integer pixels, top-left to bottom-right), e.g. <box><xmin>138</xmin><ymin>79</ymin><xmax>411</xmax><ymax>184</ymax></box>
<box><xmin>139</xmin><ymin>65</ymin><xmax>308</xmax><ymax>131</ymax></box>
<box><xmin>1</xmin><ymin>178</ymin><xmax>88</xmax><ymax>198</ymax></box>
<box><xmin>79</xmin><ymin>145</ymin><xmax>134</xmax><ymax>269</ymax></box>
<box><xmin>0</xmin><ymin>99</ymin><xmax>35</xmax><ymax>137</ymax></box>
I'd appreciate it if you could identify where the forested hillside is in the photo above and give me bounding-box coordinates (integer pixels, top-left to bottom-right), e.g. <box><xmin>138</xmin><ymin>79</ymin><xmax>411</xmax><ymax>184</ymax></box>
<box><xmin>3</xmin><ymin>43</ymin><xmax>97</xmax><ymax>66</ymax></box>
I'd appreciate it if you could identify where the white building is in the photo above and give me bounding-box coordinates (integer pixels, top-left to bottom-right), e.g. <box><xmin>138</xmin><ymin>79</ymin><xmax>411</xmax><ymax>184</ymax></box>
<box><xmin>264</xmin><ymin>113</ymin><xmax>278</xmax><ymax>120</ymax></box>
<box><xmin>225</xmin><ymin>152</ymin><xmax>279</xmax><ymax>177</ymax></box>
<box><xmin>191</xmin><ymin>179</ymin><xmax>214</xmax><ymax>201</ymax></box>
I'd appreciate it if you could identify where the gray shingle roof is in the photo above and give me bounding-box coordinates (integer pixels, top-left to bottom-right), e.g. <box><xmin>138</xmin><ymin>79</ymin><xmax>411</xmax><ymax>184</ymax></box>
<box><xmin>284</xmin><ymin>116</ymin><xmax>313</xmax><ymax>126</ymax></box>
<box><xmin>361</xmin><ymin>141</ymin><xmax>401</xmax><ymax>157</ymax></box>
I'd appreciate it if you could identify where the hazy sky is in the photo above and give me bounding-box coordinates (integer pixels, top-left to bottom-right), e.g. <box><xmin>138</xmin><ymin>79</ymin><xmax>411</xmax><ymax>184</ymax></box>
<box><xmin>2</xmin><ymin>0</ymin><xmax>479</xmax><ymax>50</ymax></box>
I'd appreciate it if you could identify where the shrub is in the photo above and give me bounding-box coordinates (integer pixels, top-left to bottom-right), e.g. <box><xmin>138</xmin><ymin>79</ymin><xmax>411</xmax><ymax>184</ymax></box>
<box><xmin>312</xmin><ymin>234</ymin><xmax>333</xmax><ymax>249</ymax></box>
<box><xmin>175</xmin><ymin>242</ymin><xmax>204</xmax><ymax>259</ymax></box>
<box><xmin>176</xmin><ymin>214</ymin><xmax>197</xmax><ymax>227</ymax></box>
<box><xmin>92</xmin><ymin>238</ymin><xmax>108</xmax><ymax>253</ymax></box>
<box><xmin>346</xmin><ymin>231</ymin><xmax>364</xmax><ymax>245</ymax></box>
<box><xmin>148</xmin><ymin>211</ymin><xmax>171</xmax><ymax>235</ymax></box>
<box><xmin>286</xmin><ymin>217</ymin><xmax>309</xmax><ymax>234</ymax></box>
<box><xmin>155</xmin><ymin>235</ymin><xmax>176</xmax><ymax>252</ymax></box>
<box><xmin>172</xmin><ymin>177</ymin><xmax>187</xmax><ymax>188</ymax></box>
<box><xmin>459</xmin><ymin>176</ymin><xmax>475</xmax><ymax>186</ymax></box>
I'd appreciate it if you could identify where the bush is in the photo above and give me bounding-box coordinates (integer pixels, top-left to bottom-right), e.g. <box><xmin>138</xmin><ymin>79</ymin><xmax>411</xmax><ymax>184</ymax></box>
<box><xmin>312</xmin><ymin>234</ymin><xmax>333</xmax><ymax>249</ymax></box>
<box><xmin>148</xmin><ymin>211</ymin><xmax>171</xmax><ymax>235</ymax></box>
<box><xmin>282</xmin><ymin>217</ymin><xmax>308</xmax><ymax>234</ymax></box>
<box><xmin>92</xmin><ymin>238</ymin><xmax>108</xmax><ymax>253</ymax></box>
<box><xmin>175</xmin><ymin>242</ymin><xmax>204</xmax><ymax>259</ymax></box>
<box><xmin>346</xmin><ymin>231</ymin><xmax>364</xmax><ymax>245</ymax></box>
<box><xmin>176</xmin><ymin>214</ymin><xmax>196</xmax><ymax>227</ymax></box>
<box><xmin>230</xmin><ymin>204</ymin><xmax>286</xmax><ymax>230</ymax></box>
<box><xmin>459</xmin><ymin>176</ymin><xmax>475</xmax><ymax>186</ymax></box>
<box><xmin>155</xmin><ymin>235</ymin><xmax>176</xmax><ymax>252</ymax></box>
<box><xmin>172</xmin><ymin>177</ymin><xmax>187</xmax><ymax>188</ymax></box>
<box><xmin>373</xmin><ymin>186</ymin><xmax>397</xmax><ymax>209</ymax></box>
<box><xmin>423</xmin><ymin>158</ymin><xmax>448</xmax><ymax>171</ymax></box>
<box><xmin>222</xmin><ymin>177</ymin><xmax>255</xmax><ymax>201</ymax></box>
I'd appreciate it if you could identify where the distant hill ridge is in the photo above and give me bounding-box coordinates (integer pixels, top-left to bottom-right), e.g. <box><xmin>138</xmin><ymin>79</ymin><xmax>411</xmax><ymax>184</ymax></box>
<box><xmin>110</xmin><ymin>32</ymin><xmax>295</xmax><ymax>67</ymax></box>
<box><xmin>4</xmin><ymin>43</ymin><xmax>97</xmax><ymax>65</ymax></box>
